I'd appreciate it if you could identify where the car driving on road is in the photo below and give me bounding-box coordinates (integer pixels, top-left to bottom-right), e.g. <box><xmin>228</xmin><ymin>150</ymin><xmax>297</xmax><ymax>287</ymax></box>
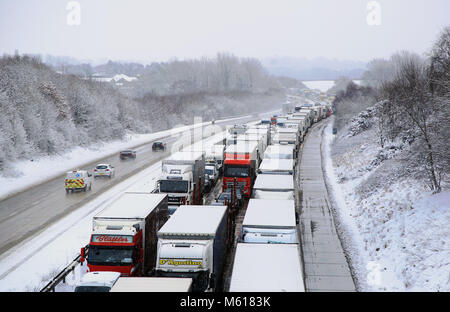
<box><xmin>152</xmin><ymin>141</ymin><xmax>166</xmax><ymax>152</ymax></box>
<box><xmin>119</xmin><ymin>150</ymin><xmax>136</xmax><ymax>160</ymax></box>
<box><xmin>93</xmin><ymin>164</ymin><xmax>115</xmax><ymax>178</ymax></box>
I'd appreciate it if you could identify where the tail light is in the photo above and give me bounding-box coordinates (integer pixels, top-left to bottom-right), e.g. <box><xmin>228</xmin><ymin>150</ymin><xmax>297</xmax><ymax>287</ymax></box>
<box><xmin>94</xmin><ymin>169</ymin><xmax>97</xmax><ymax>171</ymax></box>
<box><xmin>106</xmin><ymin>169</ymin><xmax>110</xmax><ymax>171</ymax></box>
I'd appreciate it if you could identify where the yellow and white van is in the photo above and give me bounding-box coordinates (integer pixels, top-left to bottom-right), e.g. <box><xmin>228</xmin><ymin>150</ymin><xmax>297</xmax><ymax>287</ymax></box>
<box><xmin>65</xmin><ymin>170</ymin><xmax>93</xmax><ymax>193</ymax></box>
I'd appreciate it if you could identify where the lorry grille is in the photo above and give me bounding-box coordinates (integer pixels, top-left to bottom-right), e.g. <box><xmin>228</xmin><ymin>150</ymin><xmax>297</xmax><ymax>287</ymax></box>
<box><xmin>225</xmin><ymin>181</ymin><xmax>246</xmax><ymax>189</ymax></box>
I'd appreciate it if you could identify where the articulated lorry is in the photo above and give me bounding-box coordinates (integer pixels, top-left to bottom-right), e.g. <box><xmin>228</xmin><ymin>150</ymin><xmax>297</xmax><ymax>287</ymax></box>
<box><xmin>157</xmin><ymin>151</ymin><xmax>205</xmax><ymax>212</ymax></box>
<box><xmin>81</xmin><ymin>192</ymin><xmax>169</xmax><ymax>277</ymax></box>
<box><xmin>155</xmin><ymin>205</ymin><xmax>229</xmax><ymax>292</ymax></box>
<box><xmin>241</xmin><ymin>199</ymin><xmax>298</xmax><ymax>244</ymax></box>
<box><xmin>223</xmin><ymin>141</ymin><xmax>259</xmax><ymax>198</ymax></box>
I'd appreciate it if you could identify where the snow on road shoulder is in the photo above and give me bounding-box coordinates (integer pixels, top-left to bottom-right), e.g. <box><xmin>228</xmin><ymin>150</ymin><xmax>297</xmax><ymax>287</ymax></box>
<box><xmin>323</xmin><ymin>120</ymin><xmax>450</xmax><ymax>292</ymax></box>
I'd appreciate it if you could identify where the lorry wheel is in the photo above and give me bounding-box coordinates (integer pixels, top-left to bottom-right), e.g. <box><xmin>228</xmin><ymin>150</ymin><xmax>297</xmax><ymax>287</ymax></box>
<box><xmin>83</xmin><ymin>185</ymin><xmax>87</xmax><ymax>192</ymax></box>
<box><xmin>66</xmin><ymin>189</ymin><xmax>69</xmax><ymax>194</ymax></box>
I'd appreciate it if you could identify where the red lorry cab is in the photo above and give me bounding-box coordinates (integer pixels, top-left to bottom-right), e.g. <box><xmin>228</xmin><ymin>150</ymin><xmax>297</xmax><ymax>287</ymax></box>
<box><xmin>222</xmin><ymin>142</ymin><xmax>258</xmax><ymax>198</ymax></box>
<box><xmin>82</xmin><ymin>193</ymin><xmax>168</xmax><ymax>277</ymax></box>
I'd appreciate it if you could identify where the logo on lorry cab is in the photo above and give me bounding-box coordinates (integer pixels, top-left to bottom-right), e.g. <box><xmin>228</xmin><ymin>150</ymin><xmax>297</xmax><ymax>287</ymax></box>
<box><xmin>91</xmin><ymin>235</ymin><xmax>133</xmax><ymax>243</ymax></box>
<box><xmin>159</xmin><ymin>258</ymin><xmax>203</xmax><ymax>268</ymax></box>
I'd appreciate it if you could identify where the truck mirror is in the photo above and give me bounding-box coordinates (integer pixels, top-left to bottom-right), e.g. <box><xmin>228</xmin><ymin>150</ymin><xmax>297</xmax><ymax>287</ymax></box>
<box><xmin>80</xmin><ymin>247</ymin><xmax>85</xmax><ymax>263</ymax></box>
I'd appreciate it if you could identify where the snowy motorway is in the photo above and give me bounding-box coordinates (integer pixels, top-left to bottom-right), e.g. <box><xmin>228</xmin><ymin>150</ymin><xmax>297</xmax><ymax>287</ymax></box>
<box><xmin>0</xmin><ymin>112</ymin><xmax>275</xmax><ymax>291</ymax></box>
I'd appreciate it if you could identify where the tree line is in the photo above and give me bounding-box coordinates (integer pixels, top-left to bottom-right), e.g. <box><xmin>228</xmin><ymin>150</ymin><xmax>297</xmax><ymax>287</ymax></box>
<box><xmin>0</xmin><ymin>53</ymin><xmax>285</xmax><ymax>173</ymax></box>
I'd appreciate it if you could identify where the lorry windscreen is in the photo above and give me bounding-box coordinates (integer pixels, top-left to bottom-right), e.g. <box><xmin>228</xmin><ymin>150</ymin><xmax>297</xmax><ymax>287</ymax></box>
<box><xmin>224</xmin><ymin>165</ymin><xmax>249</xmax><ymax>177</ymax></box>
<box><xmin>88</xmin><ymin>245</ymin><xmax>134</xmax><ymax>266</ymax></box>
<box><xmin>160</xmin><ymin>180</ymin><xmax>188</xmax><ymax>193</ymax></box>
<box><xmin>205</xmin><ymin>169</ymin><xmax>214</xmax><ymax>175</ymax></box>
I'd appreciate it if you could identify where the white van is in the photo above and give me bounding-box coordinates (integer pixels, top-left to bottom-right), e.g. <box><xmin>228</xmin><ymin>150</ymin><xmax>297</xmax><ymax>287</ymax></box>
<box><xmin>64</xmin><ymin>169</ymin><xmax>93</xmax><ymax>193</ymax></box>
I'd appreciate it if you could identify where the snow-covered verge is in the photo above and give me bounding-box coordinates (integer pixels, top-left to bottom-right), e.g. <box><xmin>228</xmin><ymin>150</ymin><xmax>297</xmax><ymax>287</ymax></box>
<box><xmin>323</xmin><ymin>117</ymin><xmax>450</xmax><ymax>292</ymax></box>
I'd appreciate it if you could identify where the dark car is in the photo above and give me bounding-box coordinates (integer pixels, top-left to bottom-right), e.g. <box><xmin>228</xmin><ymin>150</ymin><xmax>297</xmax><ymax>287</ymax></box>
<box><xmin>119</xmin><ymin>150</ymin><xmax>136</xmax><ymax>160</ymax></box>
<box><xmin>152</xmin><ymin>142</ymin><xmax>166</xmax><ymax>152</ymax></box>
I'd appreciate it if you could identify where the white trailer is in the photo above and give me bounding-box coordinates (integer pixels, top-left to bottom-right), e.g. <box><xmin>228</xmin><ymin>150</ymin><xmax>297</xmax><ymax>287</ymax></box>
<box><xmin>252</xmin><ymin>174</ymin><xmax>295</xmax><ymax>200</ymax></box>
<box><xmin>155</xmin><ymin>205</ymin><xmax>229</xmax><ymax>292</ymax></box>
<box><xmin>263</xmin><ymin>144</ymin><xmax>295</xmax><ymax>160</ymax></box>
<box><xmin>241</xmin><ymin>199</ymin><xmax>298</xmax><ymax>244</ymax></box>
<box><xmin>110</xmin><ymin>277</ymin><xmax>193</xmax><ymax>292</ymax></box>
<box><xmin>229</xmin><ymin>243</ymin><xmax>305</xmax><ymax>292</ymax></box>
<box><xmin>257</xmin><ymin>158</ymin><xmax>294</xmax><ymax>175</ymax></box>
<box><xmin>234</xmin><ymin>133</ymin><xmax>266</xmax><ymax>165</ymax></box>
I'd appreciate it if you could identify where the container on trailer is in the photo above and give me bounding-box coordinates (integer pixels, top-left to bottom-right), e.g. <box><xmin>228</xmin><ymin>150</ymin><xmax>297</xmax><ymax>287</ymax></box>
<box><xmin>257</xmin><ymin>158</ymin><xmax>294</xmax><ymax>175</ymax></box>
<box><xmin>241</xmin><ymin>199</ymin><xmax>298</xmax><ymax>244</ymax></box>
<box><xmin>263</xmin><ymin>144</ymin><xmax>295</xmax><ymax>160</ymax></box>
<box><xmin>229</xmin><ymin>243</ymin><xmax>305</xmax><ymax>292</ymax></box>
<box><xmin>155</xmin><ymin>205</ymin><xmax>229</xmax><ymax>292</ymax></box>
<box><xmin>252</xmin><ymin>174</ymin><xmax>295</xmax><ymax>200</ymax></box>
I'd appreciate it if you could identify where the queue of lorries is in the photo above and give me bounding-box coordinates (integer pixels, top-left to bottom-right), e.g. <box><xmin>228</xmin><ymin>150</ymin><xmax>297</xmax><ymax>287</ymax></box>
<box><xmin>72</xmin><ymin>103</ymin><xmax>331</xmax><ymax>292</ymax></box>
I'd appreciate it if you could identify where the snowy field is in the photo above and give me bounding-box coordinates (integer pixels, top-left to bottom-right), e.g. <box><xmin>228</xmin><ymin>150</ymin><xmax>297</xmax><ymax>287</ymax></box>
<box><xmin>323</xmin><ymin>120</ymin><xmax>450</xmax><ymax>291</ymax></box>
<box><xmin>0</xmin><ymin>123</ymin><xmax>241</xmax><ymax>291</ymax></box>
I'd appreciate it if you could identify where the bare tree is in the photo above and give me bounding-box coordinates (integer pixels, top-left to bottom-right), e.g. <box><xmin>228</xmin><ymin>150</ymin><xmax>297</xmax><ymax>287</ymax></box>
<box><xmin>382</xmin><ymin>54</ymin><xmax>442</xmax><ymax>192</ymax></box>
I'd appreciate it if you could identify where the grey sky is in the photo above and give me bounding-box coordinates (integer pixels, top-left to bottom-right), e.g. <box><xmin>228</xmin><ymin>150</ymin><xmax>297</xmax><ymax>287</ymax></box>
<box><xmin>0</xmin><ymin>0</ymin><xmax>449</xmax><ymax>64</ymax></box>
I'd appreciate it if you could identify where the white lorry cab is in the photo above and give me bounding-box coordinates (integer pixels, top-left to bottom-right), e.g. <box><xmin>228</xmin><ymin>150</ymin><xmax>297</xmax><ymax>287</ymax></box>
<box><xmin>65</xmin><ymin>169</ymin><xmax>92</xmax><ymax>193</ymax></box>
<box><xmin>74</xmin><ymin>271</ymin><xmax>121</xmax><ymax>292</ymax></box>
<box><xmin>205</xmin><ymin>164</ymin><xmax>218</xmax><ymax>186</ymax></box>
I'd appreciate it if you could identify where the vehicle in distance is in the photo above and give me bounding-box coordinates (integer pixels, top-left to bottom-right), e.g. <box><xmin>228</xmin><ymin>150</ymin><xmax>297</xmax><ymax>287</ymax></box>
<box><xmin>65</xmin><ymin>169</ymin><xmax>92</xmax><ymax>193</ymax></box>
<box><xmin>119</xmin><ymin>150</ymin><xmax>136</xmax><ymax>160</ymax></box>
<box><xmin>152</xmin><ymin>142</ymin><xmax>167</xmax><ymax>152</ymax></box>
<box><xmin>93</xmin><ymin>164</ymin><xmax>115</xmax><ymax>178</ymax></box>
<box><xmin>74</xmin><ymin>271</ymin><xmax>121</xmax><ymax>292</ymax></box>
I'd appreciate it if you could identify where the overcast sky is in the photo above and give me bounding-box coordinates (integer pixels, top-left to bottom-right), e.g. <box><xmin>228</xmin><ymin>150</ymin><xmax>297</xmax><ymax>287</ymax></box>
<box><xmin>0</xmin><ymin>0</ymin><xmax>449</xmax><ymax>64</ymax></box>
